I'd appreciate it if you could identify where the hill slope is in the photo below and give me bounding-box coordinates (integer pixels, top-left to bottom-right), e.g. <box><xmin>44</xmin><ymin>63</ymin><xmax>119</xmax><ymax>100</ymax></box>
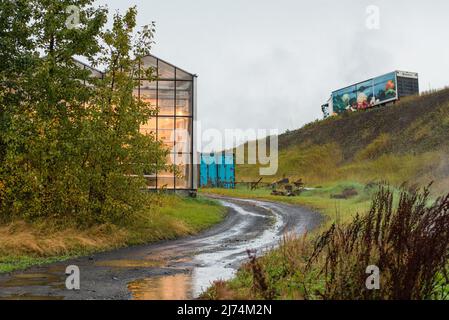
<box><xmin>238</xmin><ymin>88</ymin><xmax>449</xmax><ymax>193</ymax></box>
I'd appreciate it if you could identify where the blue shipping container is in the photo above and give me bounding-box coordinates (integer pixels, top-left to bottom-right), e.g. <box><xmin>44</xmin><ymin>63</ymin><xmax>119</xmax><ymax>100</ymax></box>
<box><xmin>200</xmin><ymin>153</ymin><xmax>235</xmax><ymax>189</ymax></box>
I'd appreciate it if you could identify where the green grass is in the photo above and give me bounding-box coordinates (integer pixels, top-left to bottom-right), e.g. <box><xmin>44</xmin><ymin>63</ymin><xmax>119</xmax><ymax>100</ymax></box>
<box><xmin>0</xmin><ymin>256</ymin><xmax>73</xmax><ymax>274</ymax></box>
<box><xmin>123</xmin><ymin>195</ymin><xmax>226</xmax><ymax>244</ymax></box>
<box><xmin>159</xmin><ymin>197</ymin><xmax>226</xmax><ymax>232</ymax></box>
<box><xmin>0</xmin><ymin>195</ymin><xmax>226</xmax><ymax>273</ymax></box>
<box><xmin>202</xmin><ymin>181</ymin><xmax>383</xmax><ymax>226</ymax></box>
<box><xmin>237</xmin><ymin>147</ymin><xmax>442</xmax><ymax>188</ymax></box>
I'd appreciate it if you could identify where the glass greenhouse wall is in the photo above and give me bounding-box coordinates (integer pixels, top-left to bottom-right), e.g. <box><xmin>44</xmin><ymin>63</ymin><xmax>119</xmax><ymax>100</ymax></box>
<box><xmin>137</xmin><ymin>55</ymin><xmax>197</xmax><ymax>191</ymax></box>
<box><xmin>79</xmin><ymin>55</ymin><xmax>198</xmax><ymax>192</ymax></box>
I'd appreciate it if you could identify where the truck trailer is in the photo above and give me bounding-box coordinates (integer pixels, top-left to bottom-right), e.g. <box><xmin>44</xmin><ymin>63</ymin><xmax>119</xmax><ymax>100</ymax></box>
<box><xmin>321</xmin><ymin>70</ymin><xmax>419</xmax><ymax>118</ymax></box>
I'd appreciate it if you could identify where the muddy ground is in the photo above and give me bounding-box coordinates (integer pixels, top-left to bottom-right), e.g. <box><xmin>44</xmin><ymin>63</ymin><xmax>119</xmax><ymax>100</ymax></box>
<box><xmin>0</xmin><ymin>196</ymin><xmax>322</xmax><ymax>300</ymax></box>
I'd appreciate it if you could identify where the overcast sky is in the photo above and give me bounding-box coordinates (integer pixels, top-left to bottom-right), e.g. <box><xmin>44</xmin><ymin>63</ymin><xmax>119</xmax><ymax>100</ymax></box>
<box><xmin>95</xmin><ymin>0</ymin><xmax>449</xmax><ymax>148</ymax></box>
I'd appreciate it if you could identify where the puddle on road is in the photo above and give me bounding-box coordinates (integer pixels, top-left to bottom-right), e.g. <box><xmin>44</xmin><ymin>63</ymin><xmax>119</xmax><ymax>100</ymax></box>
<box><xmin>0</xmin><ymin>273</ymin><xmax>65</xmax><ymax>300</ymax></box>
<box><xmin>0</xmin><ymin>198</ymin><xmax>295</xmax><ymax>300</ymax></box>
<box><xmin>127</xmin><ymin>257</ymin><xmax>242</xmax><ymax>300</ymax></box>
<box><xmin>127</xmin><ymin>199</ymin><xmax>284</xmax><ymax>300</ymax></box>
<box><xmin>95</xmin><ymin>259</ymin><xmax>165</xmax><ymax>268</ymax></box>
<box><xmin>0</xmin><ymin>294</ymin><xmax>64</xmax><ymax>300</ymax></box>
<box><xmin>128</xmin><ymin>265</ymin><xmax>237</xmax><ymax>300</ymax></box>
<box><xmin>0</xmin><ymin>273</ymin><xmax>62</xmax><ymax>288</ymax></box>
<box><xmin>128</xmin><ymin>273</ymin><xmax>194</xmax><ymax>300</ymax></box>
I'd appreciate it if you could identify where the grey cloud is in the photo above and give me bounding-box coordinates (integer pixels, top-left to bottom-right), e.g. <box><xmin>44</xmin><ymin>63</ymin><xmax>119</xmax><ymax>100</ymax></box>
<box><xmin>95</xmin><ymin>0</ymin><xmax>449</xmax><ymax>148</ymax></box>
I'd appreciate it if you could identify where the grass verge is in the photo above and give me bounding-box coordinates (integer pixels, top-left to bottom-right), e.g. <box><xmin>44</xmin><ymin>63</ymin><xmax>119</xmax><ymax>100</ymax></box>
<box><xmin>0</xmin><ymin>195</ymin><xmax>226</xmax><ymax>273</ymax></box>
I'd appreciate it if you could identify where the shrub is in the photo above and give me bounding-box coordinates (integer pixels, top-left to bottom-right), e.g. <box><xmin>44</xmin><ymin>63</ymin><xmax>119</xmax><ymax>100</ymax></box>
<box><xmin>307</xmin><ymin>184</ymin><xmax>449</xmax><ymax>300</ymax></box>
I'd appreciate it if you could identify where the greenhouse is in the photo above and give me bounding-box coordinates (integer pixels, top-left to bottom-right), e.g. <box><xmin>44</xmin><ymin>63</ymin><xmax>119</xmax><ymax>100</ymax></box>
<box><xmin>80</xmin><ymin>54</ymin><xmax>197</xmax><ymax>192</ymax></box>
<box><xmin>137</xmin><ymin>55</ymin><xmax>198</xmax><ymax>191</ymax></box>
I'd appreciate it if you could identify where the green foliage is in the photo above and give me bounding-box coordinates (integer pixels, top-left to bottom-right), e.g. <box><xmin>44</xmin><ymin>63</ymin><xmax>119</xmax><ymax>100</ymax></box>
<box><xmin>0</xmin><ymin>255</ymin><xmax>73</xmax><ymax>274</ymax></box>
<box><xmin>0</xmin><ymin>1</ymin><xmax>167</xmax><ymax>224</ymax></box>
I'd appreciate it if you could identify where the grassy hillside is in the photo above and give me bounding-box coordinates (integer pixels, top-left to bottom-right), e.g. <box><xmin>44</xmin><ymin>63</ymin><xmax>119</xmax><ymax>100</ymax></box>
<box><xmin>238</xmin><ymin>88</ymin><xmax>449</xmax><ymax>194</ymax></box>
<box><xmin>202</xmin><ymin>89</ymin><xmax>449</xmax><ymax>301</ymax></box>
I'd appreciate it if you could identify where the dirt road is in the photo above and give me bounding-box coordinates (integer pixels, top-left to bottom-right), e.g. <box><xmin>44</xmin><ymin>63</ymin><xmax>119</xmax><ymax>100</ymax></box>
<box><xmin>0</xmin><ymin>196</ymin><xmax>322</xmax><ymax>300</ymax></box>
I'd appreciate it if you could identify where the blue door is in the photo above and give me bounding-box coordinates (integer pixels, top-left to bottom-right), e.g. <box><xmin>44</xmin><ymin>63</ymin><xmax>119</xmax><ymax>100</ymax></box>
<box><xmin>200</xmin><ymin>153</ymin><xmax>235</xmax><ymax>189</ymax></box>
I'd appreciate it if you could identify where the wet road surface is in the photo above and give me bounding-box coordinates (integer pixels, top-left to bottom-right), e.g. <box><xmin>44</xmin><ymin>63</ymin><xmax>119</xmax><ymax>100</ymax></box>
<box><xmin>0</xmin><ymin>196</ymin><xmax>322</xmax><ymax>300</ymax></box>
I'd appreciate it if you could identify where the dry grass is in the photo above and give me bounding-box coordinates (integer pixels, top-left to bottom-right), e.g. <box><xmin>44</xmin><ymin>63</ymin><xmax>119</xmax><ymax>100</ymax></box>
<box><xmin>0</xmin><ymin>194</ymin><xmax>225</xmax><ymax>272</ymax></box>
<box><xmin>355</xmin><ymin>133</ymin><xmax>391</xmax><ymax>161</ymax></box>
<box><xmin>201</xmin><ymin>280</ymin><xmax>240</xmax><ymax>300</ymax></box>
<box><xmin>0</xmin><ymin>221</ymin><xmax>127</xmax><ymax>258</ymax></box>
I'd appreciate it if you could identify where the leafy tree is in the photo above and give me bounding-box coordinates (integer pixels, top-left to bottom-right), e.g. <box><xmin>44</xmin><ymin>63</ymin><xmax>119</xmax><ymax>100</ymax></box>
<box><xmin>79</xmin><ymin>8</ymin><xmax>167</xmax><ymax>223</ymax></box>
<box><xmin>0</xmin><ymin>0</ymin><xmax>34</xmax><ymax>164</ymax></box>
<box><xmin>0</xmin><ymin>1</ymin><xmax>167</xmax><ymax>224</ymax></box>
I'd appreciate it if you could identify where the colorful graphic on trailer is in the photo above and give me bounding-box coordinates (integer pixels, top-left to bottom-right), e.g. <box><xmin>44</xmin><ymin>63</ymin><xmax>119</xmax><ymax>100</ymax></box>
<box><xmin>332</xmin><ymin>72</ymin><xmax>397</xmax><ymax>114</ymax></box>
<box><xmin>374</xmin><ymin>72</ymin><xmax>397</xmax><ymax>103</ymax></box>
